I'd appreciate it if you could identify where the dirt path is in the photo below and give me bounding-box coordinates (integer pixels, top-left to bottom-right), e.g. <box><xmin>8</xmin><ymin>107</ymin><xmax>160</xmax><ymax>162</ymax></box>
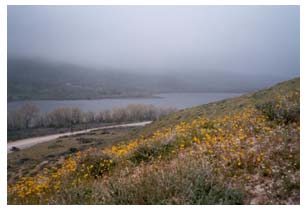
<box><xmin>7</xmin><ymin>121</ymin><xmax>152</xmax><ymax>153</ymax></box>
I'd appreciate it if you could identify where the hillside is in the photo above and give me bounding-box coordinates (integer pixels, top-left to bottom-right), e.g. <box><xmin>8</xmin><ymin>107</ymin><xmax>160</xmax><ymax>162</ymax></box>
<box><xmin>8</xmin><ymin>58</ymin><xmax>156</xmax><ymax>100</ymax></box>
<box><xmin>8</xmin><ymin>78</ymin><xmax>300</xmax><ymax>204</ymax></box>
<box><xmin>8</xmin><ymin>57</ymin><xmax>289</xmax><ymax>101</ymax></box>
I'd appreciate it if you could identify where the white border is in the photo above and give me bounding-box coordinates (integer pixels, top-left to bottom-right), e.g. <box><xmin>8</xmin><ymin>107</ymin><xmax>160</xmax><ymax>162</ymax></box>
<box><xmin>2</xmin><ymin>0</ymin><xmax>303</xmax><ymax>6</ymax></box>
<box><xmin>0</xmin><ymin>0</ymin><xmax>7</xmax><ymax>208</ymax></box>
<box><xmin>0</xmin><ymin>0</ymin><xmax>304</xmax><ymax>209</ymax></box>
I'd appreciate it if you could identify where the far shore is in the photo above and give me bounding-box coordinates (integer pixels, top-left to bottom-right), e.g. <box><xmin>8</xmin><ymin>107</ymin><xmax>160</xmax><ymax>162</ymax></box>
<box><xmin>7</xmin><ymin>91</ymin><xmax>249</xmax><ymax>103</ymax></box>
<box><xmin>7</xmin><ymin>94</ymin><xmax>163</xmax><ymax>102</ymax></box>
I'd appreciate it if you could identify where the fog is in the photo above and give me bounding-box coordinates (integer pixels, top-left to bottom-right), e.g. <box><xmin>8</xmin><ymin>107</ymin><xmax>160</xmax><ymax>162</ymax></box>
<box><xmin>8</xmin><ymin>6</ymin><xmax>299</xmax><ymax>78</ymax></box>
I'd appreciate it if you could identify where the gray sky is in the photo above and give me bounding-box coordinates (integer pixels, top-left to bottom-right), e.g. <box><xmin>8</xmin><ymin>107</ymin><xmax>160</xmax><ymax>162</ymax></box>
<box><xmin>8</xmin><ymin>6</ymin><xmax>299</xmax><ymax>77</ymax></box>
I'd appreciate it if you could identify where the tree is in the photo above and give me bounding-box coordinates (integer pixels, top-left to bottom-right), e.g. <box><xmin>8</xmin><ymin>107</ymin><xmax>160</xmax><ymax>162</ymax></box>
<box><xmin>82</xmin><ymin>111</ymin><xmax>95</xmax><ymax>129</ymax></box>
<box><xmin>18</xmin><ymin>104</ymin><xmax>40</xmax><ymax>129</ymax></box>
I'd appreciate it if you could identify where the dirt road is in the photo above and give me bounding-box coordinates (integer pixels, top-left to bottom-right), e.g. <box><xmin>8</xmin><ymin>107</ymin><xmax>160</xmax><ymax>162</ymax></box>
<box><xmin>7</xmin><ymin>121</ymin><xmax>152</xmax><ymax>153</ymax></box>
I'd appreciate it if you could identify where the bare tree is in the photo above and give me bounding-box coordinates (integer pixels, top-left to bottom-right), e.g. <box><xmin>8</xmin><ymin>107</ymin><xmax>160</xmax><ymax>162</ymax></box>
<box><xmin>8</xmin><ymin>104</ymin><xmax>176</xmax><ymax>131</ymax></box>
<box><xmin>82</xmin><ymin>111</ymin><xmax>95</xmax><ymax>129</ymax></box>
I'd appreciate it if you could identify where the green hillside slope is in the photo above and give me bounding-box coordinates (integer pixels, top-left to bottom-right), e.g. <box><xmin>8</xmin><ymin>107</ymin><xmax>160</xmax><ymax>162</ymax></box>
<box><xmin>8</xmin><ymin>78</ymin><xmax>300</xmax><ymax>205</ymax></box>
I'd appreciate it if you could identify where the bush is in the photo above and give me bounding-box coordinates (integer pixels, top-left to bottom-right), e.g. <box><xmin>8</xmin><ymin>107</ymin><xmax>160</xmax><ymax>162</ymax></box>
<box><xmin>77</xmin><ymin>151</ymin><xmax>115</xmax><ymax>178</ymax></box>
<box><xmin>128</xmin><ymin>143</ymin><xmax>158</xmax><ymax>163</ymax></box>
<box><xmin>255</xmin><ymin>100</ymin><xmax>299</xmax><ymax>124</ymax></box>
<box><xmin>128</xmin><ymin>140</ymin><xmax>176</xmax><ymax>164</ymax></box>
<box><xmin>191</xmin><ymin>182</ymin><xmax>244</xmax><ymax>205</ymax></box>
<box><xmin>100</xmin><ymin>156</ymin><xmax>244</xmax><ymax>204</ymax></box>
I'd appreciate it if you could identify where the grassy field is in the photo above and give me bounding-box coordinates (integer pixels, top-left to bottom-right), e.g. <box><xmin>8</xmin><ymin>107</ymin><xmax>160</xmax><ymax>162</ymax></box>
<box><xmin>7</xmin><ymin>78</ymin><xmax>300</xmax><ymax>205</ymax></box>
<box><xmin>8</xmin><ymin>127</ymin><xmax>142</xmax><ymax>184</ymax></box>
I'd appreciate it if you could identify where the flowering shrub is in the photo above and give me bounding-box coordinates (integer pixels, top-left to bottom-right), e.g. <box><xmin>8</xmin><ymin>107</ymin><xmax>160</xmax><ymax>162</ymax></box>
<box><xmin>255</xmin><ymin>91</ymin><xmax>300</xmax><ymax>124</ymax></box>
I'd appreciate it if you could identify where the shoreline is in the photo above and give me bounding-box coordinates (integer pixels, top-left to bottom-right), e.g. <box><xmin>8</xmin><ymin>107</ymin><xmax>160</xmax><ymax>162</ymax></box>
<box><xmin>7</xmin><ymin>91</ymin><xmax>247</xmax><ymax>103</ymax></box>
<box><xmin>7</xmin><ymin>94</ymin><xmax>163</xmax><ymax>102</ymax></box>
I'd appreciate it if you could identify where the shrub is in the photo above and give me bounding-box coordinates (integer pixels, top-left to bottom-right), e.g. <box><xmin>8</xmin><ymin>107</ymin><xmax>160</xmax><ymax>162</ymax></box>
<box><xmin>190</xmin><ymin>182</ymin><xmax>244</xmax><ymax>205</ymax></box>
<box><xmin>77</xmin><ymin>151</ymin><xmax>115</xmax><ymax>178</ymax></box>
<box><xmin>255</xmin><ymin>100</ymin><xmax>299</xmax><ymax>124</ymax></box>
<box><xmin>101</xmin><ymin>156</ymin><xmax>244</xmax><ymax>204</ymax></box>
<box><xmin>128</xmin><ymin>141</ymin><xmax>176</xmax><ymax>164</ymax></box>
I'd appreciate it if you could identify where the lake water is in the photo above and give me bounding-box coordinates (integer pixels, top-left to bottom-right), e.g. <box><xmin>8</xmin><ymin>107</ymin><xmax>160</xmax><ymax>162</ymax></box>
<box><xmin>7</xmin><ymin>93</ymin><xmax>242</xmax><ymax>113</ymax></box>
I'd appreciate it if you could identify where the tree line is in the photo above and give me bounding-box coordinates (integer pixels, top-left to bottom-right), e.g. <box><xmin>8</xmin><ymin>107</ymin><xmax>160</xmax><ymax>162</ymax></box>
<box><xmin>8</xmin><ymin>104</ymin><xmax>176</xmax><ymax>130</ymax></box>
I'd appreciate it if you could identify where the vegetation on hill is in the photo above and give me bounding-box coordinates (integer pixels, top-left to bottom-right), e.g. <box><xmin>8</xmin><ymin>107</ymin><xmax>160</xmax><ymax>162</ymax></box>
<box><xmin>7</xmin><ymin>78</ymin><xmax>300</xmax><ymax>204</ymax></box>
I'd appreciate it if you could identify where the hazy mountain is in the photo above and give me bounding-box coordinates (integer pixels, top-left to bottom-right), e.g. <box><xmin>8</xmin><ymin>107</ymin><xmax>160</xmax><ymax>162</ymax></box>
<box><xmin>8</xmin><ymin>57</ymin><xmax>290</xmax><ymax>101</ymax></box>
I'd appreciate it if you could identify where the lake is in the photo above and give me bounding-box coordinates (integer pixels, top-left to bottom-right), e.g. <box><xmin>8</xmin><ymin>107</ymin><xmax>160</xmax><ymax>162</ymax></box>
<box><xmin>7</xmin><ymin>93</ymin><xmax>242</xmax><ymax>113</ymax></box>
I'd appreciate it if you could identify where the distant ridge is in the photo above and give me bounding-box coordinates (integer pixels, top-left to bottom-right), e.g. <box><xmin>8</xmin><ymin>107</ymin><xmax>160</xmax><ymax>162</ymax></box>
<box><xmin>8</xmin><ymin>57</ymin><xmax>293</xmax><ymax>101</ymax></box>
